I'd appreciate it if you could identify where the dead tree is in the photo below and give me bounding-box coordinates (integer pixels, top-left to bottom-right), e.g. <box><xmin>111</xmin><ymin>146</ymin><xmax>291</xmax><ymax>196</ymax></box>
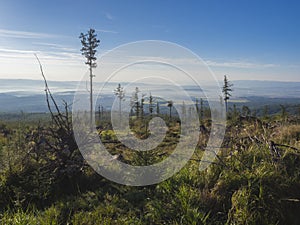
<box><xmin>35</xmin><ymin>55</ymin><xmax>87</xmax><ymax>181</ymax></box>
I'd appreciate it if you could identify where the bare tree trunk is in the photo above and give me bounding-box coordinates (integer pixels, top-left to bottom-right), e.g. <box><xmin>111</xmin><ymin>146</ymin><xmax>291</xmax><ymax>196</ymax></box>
<box><xmin>90</xmin><ymin>67</ymin><xmax>93</xmax><ymax>130</ymax></box>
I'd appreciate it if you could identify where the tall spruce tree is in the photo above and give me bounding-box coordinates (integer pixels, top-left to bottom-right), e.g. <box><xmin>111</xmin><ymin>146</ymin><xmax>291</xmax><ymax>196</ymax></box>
<box><xmin>114</xmin><ymin>83</ymin><xmax>125</xmax><ymax>122</ymax></box>
<box><xmin>79</xmin><ymin>28</ymin><xmax>100</xmax><ymax>128</ymax></box>
<box><xmin>149</xmin><ymin>92</ymin><xmax>154</xmax><ymax>116</ymax></box>
<box><xmin>140</xmin><ymin>93</ymin><xmax>146</xmax><ymax>119</ymax></box>
<box><xmin>131</xmin><ymin>87</ymin><xmax>140</xmax><ymax>118</ymax></box>
<box><xmin>222</xmin><ymin>75</ymin><xmax>233</xmax><ymax>113</ymax></box>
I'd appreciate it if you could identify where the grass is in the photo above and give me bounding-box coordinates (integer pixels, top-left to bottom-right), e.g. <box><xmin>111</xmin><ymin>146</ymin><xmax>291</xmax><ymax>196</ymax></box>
<box><xmin>0</xmin><ymin>112</ymin><xmax>299</xmax><ymax>224</ymax></box>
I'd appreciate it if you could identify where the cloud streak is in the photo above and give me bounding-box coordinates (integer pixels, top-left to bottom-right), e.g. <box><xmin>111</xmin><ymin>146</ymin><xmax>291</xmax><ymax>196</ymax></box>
<box><xmin>205</xmin><ymin>60</ymin><xmax>279</xmax><ymax>69</ymax></box>
<box><xmin>95</xmin><ymin>29</ymin><xmax>118</xmax><ymax>34</ymax></box>
<box><xmin>104</xmin><ymin>12</ymin><xmax>114</xmax><ymax>20</ymax></box>
<box><xmin>0</xmin><ymin>47</ymin><xmax>82</xmax><ymax>67</ymax></box>
<box><xmin>32</xmin><ymin>42</ymin><xmax>78</xmax><ymax>52</ymax></box>
<box><xmin>0</xmin><ymin>28</ymin><xmax>63</xmax><ymax>39</ymax></box>
<box><xmin>110</xmin><ymin>54</ymin><xmax>279</xmax><ymax>70</ymax></box>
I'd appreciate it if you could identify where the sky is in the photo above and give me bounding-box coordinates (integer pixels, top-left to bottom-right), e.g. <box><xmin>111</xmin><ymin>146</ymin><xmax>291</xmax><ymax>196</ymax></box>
<box><xmin>0</xmin><ymin>0</ymin><xmax>300</xmax><ymax>82</ymax></box>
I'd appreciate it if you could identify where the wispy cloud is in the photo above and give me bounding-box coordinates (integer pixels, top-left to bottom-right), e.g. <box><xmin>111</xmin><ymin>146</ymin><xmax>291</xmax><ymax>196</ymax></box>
<box><xmin>0</xmin><ymin>48</ymin><xmax>36</xmax><ymax>55</ymax></box>
<box><xmin>115</xmin><ymin>55</ymin><xmax>278</xmax><ymax>70</ymax></box>
<box><xmin>32</xmin><ymin>42</ymin><xmax>77</xmax><ymax>52</ymax></box>
<box><xmin>0</xmin><ymin>47</ymin><xmax>82</xmax><ymax>66</ymax></box>
<box><xmin>95</xmin><ymin>29</ymin><xmax>118</xmax><ymax>34</ymax></box>
<box><xmin>104</xmin><ymin>12</ymin><xmax>114</xmax><ymax>20</ymax></box>
<box><xmin>204</xmin><ymin>60</ymin><xmax>279</xmax><ymax>69</ymax></box>
<box><xmin>0</xmin><ymin>28</ymin><xmax>63</xmax><ymax>39</ymax></box>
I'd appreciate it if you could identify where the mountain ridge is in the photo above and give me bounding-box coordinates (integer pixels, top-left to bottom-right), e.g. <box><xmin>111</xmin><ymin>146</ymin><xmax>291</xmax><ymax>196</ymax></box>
<box><xmin>0</xmin><ymin>78</ymin><xmax>299</xmax><ymax>112</ymax></box>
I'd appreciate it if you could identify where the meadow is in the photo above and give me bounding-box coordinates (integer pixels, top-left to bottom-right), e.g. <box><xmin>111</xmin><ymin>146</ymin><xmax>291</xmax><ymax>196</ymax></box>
<box><xmin>0</xmin><ymin>94</ymin><xmax>299</xmax><ymax>225</ymax></box>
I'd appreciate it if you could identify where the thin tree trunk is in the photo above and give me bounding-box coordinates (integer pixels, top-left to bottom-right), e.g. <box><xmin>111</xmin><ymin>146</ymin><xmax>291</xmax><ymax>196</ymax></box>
<box><xmin>119</xmin><ymin>99</ymin><xmax>122</xmax><ymax>123</ymax></box>
<box><xmin>90</xmin><ymin>67</ymin><xmax>93</xmax><ymax>130</ymax></box>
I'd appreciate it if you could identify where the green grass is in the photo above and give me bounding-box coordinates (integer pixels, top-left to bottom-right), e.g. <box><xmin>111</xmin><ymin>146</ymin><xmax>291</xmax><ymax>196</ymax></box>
<box><xmin>0</xmin><ymin>112</ymin><xmax>299</xmax><ymax>224</ymax></box>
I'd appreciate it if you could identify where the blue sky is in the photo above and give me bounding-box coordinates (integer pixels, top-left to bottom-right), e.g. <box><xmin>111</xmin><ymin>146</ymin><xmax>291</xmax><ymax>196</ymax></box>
<box><xmin>0</xmin><ymin>0</ymin><xmax>299</xmax><ymax>82</ymax></box>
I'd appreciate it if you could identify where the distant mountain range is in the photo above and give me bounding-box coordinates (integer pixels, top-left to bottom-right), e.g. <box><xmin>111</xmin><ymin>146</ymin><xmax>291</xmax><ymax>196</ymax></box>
<box><xmin>0</xmin><ymin>79</ymin><xmax>299</xmax><ymax>113</ymax></box>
